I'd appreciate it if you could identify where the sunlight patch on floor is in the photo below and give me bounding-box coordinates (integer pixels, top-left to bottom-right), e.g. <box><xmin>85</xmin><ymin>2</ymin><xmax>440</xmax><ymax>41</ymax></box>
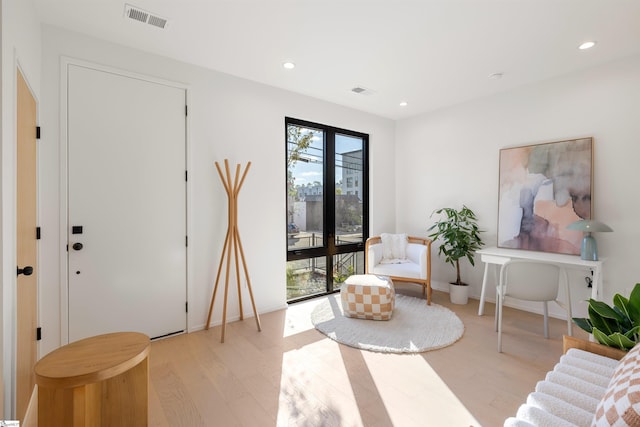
<box><xmin>282</xmin><ymin>297</ymin><xmax>325</xmax><ymax>337</ymax></box>
<box><xmin>362</xmin><ymin>351</ymin><xmax>482</xmax><ymax>426</ymax></box>
<box><xmin>277</xmin><ymin>298</ymin><xmax>482</xmax><ymax>426</ymax></box>
<box><xmin>277</xmin><ymin>338</ymin><xmax>362</xmax><ymax>426</ymax></box>
<box><xmin>278</xmin><ymin>293</ymin><xmax>481</xmax><ymax>426</ymax></box>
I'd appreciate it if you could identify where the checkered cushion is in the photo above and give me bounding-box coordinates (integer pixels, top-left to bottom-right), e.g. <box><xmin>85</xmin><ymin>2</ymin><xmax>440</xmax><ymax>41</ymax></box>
<box><xmin>340</xmin><ymin>275</ymin><xmax>394</xmax><ymax>321</ymax></box>
<box><xmin>593</xmin><ymin>344</ymin><xmax>640</xmax><ymax>426</ymax></box>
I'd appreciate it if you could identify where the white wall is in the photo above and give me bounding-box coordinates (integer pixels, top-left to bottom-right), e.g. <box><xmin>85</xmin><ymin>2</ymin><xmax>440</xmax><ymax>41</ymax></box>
<box><xmin>396</xmin><ymin>55</ymin><xmax>640</xmax><ymax>318</ymax></box>
<box><xmin>38</xmin><ymin>25</ymin><xmax>396</xmax><ymax>356</ymax></box>
<box><xmin>1</xmin><ymin>0</ymin><xmax>41</xmax><ymax>417</ymax></box>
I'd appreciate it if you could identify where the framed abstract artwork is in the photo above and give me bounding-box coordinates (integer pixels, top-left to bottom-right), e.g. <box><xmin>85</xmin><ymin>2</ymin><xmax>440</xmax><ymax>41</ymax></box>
<box><xmin>497</xmin><ymin>137</ymin><xmax>593</xmax><ymax>255</ymax></box>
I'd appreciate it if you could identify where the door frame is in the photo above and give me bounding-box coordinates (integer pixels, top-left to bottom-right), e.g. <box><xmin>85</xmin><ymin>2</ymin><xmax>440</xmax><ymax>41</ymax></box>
<box><xmin>59</xmin><ymin>57</ymin><xmax>192</xmax><ymax>344</ymax></box>
<box><xmin>14</xmin><ymin>62</ymin><xmax>40</xmax><ymax>422</ymax></box>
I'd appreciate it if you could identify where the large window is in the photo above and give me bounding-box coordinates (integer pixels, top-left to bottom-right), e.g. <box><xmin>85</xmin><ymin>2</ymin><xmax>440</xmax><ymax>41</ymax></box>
<box><xmin>286</xmin><ymin>117</ymin><xmax>369</xmax><ymax>301</ymax></box>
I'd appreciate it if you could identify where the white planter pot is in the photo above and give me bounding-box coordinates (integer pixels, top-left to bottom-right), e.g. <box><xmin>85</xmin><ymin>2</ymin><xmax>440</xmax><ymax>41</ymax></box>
<box><xmin>449</xmin><ymin>283</ymin><xmax>469</xmax><ymax>304</ymax></box>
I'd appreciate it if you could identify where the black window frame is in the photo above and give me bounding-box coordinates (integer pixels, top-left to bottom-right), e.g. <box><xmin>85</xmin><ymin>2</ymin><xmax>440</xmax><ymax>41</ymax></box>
<box><xmin>285</xmin><ymin>117</ymin><xmax>370</xmax><ymax>302</ymax></box>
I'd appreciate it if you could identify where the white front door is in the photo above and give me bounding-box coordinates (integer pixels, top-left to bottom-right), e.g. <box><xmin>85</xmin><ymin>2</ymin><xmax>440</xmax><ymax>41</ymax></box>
<box><xmin>67</xmin><ymin>64</ymin><xmax>187</xmax><ymax>342</ymax></box>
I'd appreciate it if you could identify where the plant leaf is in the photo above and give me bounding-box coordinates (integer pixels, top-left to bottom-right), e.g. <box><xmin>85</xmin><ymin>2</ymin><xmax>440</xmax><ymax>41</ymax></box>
<box><xmin>607</xmin><ymin>332</ymin><xmax>636</xmax><ymax>350</ymax></box>
<box><xmin>588</xmin><ymin>299</ymin><xmax>625</xmax><ymax>322</ymax></box>
<box><xmin>613</xmin><ymin>293</ymin><xmax>630</xmax><ymax>316</ymax></box>
<box><xmin>588</xmin><ymin>304</ymin><xmax>619</xmax><ymax>335</ymax></box>
<box><xmin>627</xmin><ymin>283</ymin><xmax>640</xmax><ymax>326</ymax></box>
<box><xmin>572</xmin><ymin>317</ymin><xmax>593</xmax><ymax>333</ymax></box>
<box><xmin>625</xmin><ymin>325</ymin><xmax>640</xmax><ymax>342</ymax></box>
<box><xmin>613</xmin><ymin>306</ymin><xmax>633</xmax><ymax>331</ymax></box>
<box><xmin>592</xmin><ymin>327</ymin><xmax>616</xmax><ymax>347</ymax></box>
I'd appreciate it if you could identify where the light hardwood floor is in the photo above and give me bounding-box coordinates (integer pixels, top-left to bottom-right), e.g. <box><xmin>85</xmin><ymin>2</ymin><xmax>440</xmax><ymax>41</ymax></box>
<box><xmin>149</xmin><ymin>285</ymin><xmax>588</xmax><ymax>427</ymax></box>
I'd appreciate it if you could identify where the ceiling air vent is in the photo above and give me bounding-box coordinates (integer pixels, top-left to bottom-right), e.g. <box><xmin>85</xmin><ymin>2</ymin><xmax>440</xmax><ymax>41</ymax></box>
<box><xmin>351</xmin><ymin>86</ymin><xmax>376</xmax><ymax>96</ymax></box>
<box><xmin>147</xmin><ymin>15</ymin><xmax>168</xmax><ymax>29</ymax></box>
<box><xmin>124</xmin><ymin>4</ymin><xmax>169</xmax><ymax>29</ymax></box>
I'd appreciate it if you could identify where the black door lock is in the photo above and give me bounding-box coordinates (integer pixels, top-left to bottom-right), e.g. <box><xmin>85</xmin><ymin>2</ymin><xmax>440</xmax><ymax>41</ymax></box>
<box><xmin>17</xmin><ymin>266</ymin><xmax>34</xmax><ymax>276</ymax></box>
<box><xmin>72</xmin><ymin>242</ymin><xmax>84</xmax><ymax>251</ymax></box>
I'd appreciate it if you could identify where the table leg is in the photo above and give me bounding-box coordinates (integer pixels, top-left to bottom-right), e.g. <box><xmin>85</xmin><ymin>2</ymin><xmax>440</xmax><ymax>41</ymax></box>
<box><xmin>591</xmin><ymin>266</ymin><xmax>602</xmax><ymax>301</ymax></box>
<box><xmin>478</xmin><ymin>263</ymin><xmax>490</xmax><ymax>316</ymax></box>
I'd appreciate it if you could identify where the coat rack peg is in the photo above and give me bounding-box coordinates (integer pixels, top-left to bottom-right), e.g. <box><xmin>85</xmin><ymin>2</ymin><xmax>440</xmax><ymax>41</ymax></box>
<box><xmin>206</xmin><ymin>159</ymin><xmax>261</xmax><ymax>342</ymax></box>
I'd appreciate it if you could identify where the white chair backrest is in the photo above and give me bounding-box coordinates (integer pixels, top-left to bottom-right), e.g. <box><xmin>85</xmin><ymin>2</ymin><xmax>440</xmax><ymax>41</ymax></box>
<box><xmin>500</xmin><ymin>260</ymin><xmax>561</xmax><ymax>302</ymax></box>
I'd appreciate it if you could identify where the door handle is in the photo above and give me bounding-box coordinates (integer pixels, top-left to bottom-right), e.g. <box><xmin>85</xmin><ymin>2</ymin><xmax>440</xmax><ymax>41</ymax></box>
<box><xmin>72</xmin><ymin>242</ymin><xmax>84</xmax><ymax>251</ymax></box>
<box><xmin>17</xmin><ymin>266</ymin><xmax>34</xmax><ymax>276</ymax></box>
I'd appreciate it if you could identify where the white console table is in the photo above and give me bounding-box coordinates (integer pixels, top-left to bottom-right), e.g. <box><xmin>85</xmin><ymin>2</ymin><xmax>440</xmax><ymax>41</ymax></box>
<box><xmin>477</xmin><ymin>246</ymin><xmax>604</xmax><ymax>316</ymax></box>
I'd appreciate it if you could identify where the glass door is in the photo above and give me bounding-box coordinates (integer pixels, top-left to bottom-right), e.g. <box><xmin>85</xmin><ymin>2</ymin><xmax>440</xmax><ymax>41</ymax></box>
<box><xmin>286</xmin><ymin>117</ymin><xmax>369</xmax><ymax>301</ymax></box>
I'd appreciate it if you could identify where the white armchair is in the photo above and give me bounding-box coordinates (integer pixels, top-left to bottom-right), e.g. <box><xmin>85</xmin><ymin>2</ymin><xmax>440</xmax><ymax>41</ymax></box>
<box><xmin>365</xmin><ymin>235</ymin><xmax>433</xmax><ymax>304</ymax></box>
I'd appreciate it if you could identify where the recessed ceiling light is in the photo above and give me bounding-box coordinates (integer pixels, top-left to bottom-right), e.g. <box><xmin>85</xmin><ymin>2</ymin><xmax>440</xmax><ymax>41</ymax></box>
<box><xmin>488</xmin><ymin>72</ymin><xmax>504</xmax><ymax>80</ymax></box>
<box><xmin>578</xmin><ymin>41</ymin><xmax>597</xmax><ymax>50</ymax></box>
<box><xmin>399</xmin><ymin>101</ymin><xmax>408</xmax><ymax>107</ymax></box>
<box><xmin>282</xmin><ymin>62</ymin><xmax>295</xmax><ymax>69</ymax></box>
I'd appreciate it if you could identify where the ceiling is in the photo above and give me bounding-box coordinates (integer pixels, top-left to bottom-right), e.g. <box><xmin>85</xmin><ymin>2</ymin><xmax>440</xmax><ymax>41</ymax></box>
<box><xmin>33</xmin><ymin>0</ymin><xmax>640</xmax><ymax>120</ymax></box>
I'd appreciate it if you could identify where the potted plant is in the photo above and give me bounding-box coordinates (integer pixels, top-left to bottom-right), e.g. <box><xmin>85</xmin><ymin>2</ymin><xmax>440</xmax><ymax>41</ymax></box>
<box><xmin>573</xmin><ymin>283</ymin><xmax>640</xmax><ymax>351</ymax></box>
<box><xmin>428</xmin><ymin>205</ymin><xmax>484</xmax><ymax>304</ymax></box>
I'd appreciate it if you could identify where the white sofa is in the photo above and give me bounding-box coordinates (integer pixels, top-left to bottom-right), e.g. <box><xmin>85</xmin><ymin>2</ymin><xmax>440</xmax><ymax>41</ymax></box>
<box><xmin>505</xmin><ymin>336</ymin><xmax>639</xmax><ymax>427</ymax></box>
<box><xmin>365</xmin><ymin>234</ymin><xmax>432</xmax><ymax>304</ymax></box>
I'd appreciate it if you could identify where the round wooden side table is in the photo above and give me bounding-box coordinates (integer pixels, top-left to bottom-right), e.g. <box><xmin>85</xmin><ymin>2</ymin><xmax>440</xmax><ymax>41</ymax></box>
<box><xmin>34</xmin><ymin>332</ymin><xmax>150</xmax><ymax>427</ymax></box>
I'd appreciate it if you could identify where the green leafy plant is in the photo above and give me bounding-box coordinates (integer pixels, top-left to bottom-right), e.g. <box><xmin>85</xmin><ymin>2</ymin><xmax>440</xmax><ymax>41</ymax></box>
<box><xmin>427</xmin><ymin>205</ymin><xmax>484</xmax><ymax>286</ymax></box>
<box><xmin>573</xmin><ymin>283</ymin><xmax>640</xmax><ymax>350</ymax></box>
<box><xmin>334</xmin><ymin>264</ymin><xmax>355</xmax><ymax>284</ymax></box>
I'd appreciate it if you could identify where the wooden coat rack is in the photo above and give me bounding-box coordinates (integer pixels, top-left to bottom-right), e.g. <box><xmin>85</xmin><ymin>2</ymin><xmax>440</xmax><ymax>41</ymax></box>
<box><xmin>206</xmin><ymin>159</ymin><xmax>261</xmax><ymax>342</ymax></box>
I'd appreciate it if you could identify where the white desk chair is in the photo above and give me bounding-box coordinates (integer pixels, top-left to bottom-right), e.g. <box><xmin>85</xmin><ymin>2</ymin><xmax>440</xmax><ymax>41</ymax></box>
<box><xmin>495</xmin><ymin>259</ymin><xmax>572</xmax><ymax>352</ymax></box>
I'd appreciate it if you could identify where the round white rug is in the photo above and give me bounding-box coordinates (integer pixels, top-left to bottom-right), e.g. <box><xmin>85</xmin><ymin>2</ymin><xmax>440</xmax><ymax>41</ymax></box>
<box><xmin>311</xmin><ymin>294</ymin><xmax>464</xmax><ymax>353</ymax></box>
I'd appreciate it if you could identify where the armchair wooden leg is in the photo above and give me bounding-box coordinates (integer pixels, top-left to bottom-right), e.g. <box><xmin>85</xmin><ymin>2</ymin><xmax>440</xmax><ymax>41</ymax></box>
<box><xmin>426</xmin><ymin>282</ymin><xmax>431</xmax><ymax>305</ymax></box>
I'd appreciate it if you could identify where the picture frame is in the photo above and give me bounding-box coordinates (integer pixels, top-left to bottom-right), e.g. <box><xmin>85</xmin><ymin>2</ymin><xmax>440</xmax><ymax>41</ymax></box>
<box><xmin>497</xmin><ymin>137</ymin><xmax>593</xmax><ymax>255</ymax></box>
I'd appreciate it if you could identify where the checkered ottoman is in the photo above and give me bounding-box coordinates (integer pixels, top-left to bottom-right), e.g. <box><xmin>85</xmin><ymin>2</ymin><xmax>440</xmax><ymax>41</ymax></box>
<box><xmin>340</xmin><ymin>274</ymin><xmax>394</xmax><ymax>320</ymax></box>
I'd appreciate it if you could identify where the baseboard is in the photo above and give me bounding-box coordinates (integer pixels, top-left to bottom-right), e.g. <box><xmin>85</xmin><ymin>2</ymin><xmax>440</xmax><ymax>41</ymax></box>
<box><xmin>190</xmin><ymin>302</ymin><xmax>288</xmax><ymax>332</ymax></box>
<box><xmin>431</xmin><ymin>279</ymin><xmax>571</xmax><ymax>321</ymax></box>
<box><xmin>430</xmin><ymin>280</ymin><xmax>449</xmax><ymax>293</ymax></box>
